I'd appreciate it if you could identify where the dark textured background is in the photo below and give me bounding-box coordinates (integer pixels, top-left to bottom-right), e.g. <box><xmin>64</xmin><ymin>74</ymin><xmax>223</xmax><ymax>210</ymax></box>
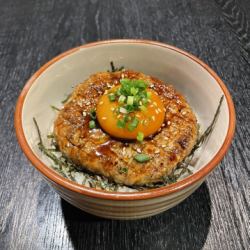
<box><xmin>0</xmin><ymin>0</ymin><xmax>249</xmax><ymax>249</ymax></box>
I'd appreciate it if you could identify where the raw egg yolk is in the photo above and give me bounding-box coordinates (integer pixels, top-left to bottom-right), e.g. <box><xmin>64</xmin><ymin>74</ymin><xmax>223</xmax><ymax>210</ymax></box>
<box><xmin>96</xmin><ymin>86</ymin><xmax>165</xmax><ymax>140</ymax></box>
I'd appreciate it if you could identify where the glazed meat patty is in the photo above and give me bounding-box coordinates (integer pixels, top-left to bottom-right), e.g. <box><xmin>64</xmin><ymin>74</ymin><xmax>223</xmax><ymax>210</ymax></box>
<box><xmin>54</xmin><ymin>70</ymin><xmax>198</xmax><ymax>186</ymax></box>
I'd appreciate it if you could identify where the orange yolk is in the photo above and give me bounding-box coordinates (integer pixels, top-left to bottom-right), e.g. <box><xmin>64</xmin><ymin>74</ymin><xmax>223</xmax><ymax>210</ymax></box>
<box><xmin>96</xmin><ymin>87</ymin><xmax>165</xmax><ymax>139</ymax></box>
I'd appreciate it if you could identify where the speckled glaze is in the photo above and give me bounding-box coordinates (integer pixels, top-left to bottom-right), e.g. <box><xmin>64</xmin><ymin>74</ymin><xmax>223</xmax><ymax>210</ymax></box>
<box><xmin>15</xmin><ymin>40</ymin><xmax>235</xmax><ymax>219</ymax></box>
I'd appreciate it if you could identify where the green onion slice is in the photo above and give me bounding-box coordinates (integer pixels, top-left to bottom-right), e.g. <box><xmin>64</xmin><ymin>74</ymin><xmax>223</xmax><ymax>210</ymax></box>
<box><xmin>128</xmin><ymin>117</ymin><xmax>139</xmax><ymax>131</ymax></box>
<box><xmin>89</xmin><ymin>120</ymin><xmax>96</xmax><ymax>129</ymax></box>
<box><xmin>127</xmin><ymin>96</ymin><xmax>134</xmax><ymax>105</ymax></box>
<box><xmin>118</xmin><ymin>95</ymin><xmax>126</xmax><ymax>104</ymax></box>
<box><xmin>137</xmin><ymin>132</ymin><xmax>144</xmax><ymax>142</ymax></box>
<box><xmin>108</xmin><ymin>93</ymin><xmax>116</xmax><ymax>102</ymax></box>
<box><xmin>134</xmin><ymin>154</ymin><xmax>151</xmax><ymax>163</ymax></box>
<box><xmin>117</xmin><ymin>119</ymin><xmax>126</xmax><ymax>128</ymax></box>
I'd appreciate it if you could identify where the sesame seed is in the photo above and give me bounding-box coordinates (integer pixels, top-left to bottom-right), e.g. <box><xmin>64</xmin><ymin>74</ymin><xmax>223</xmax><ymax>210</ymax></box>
<box><xmin>111</xmin><ymin>107</ymin><xmax>115</xmax><ymax>111</ymax></box>
<box><xmin>77</xmin><ymin>101</ymin><xmax>83</xmax><ymax>107</ymax></box>
<box><xmin>167</xmin><ymin>121</ymin><xmax>171</xmax><ymax>125</ymax></box>
<box><xmin>161</xmin><ymin>123</ymin><xmax>165</xmax><ymax>127</ymax></box>
<box><xmin>121</xmin><ymin>74</ymin><xmax>125</xmax><ymax>78</ymax></box>
<box><xmin>153</xmin><ymin>102</ymin><xmax>158</xmax><ymax>107</ymax></box>
<box><xmin>82</xmin><ymin>111</ymin><xmax>86</xmax><ymax>116</ymax></box>
<box><xmin>102</xmin><ymin>117</ymin><xmax>107</xmax><ymax>120</ymax></box>
<box><xmin>104</xmin><ymin>90</ymin><xmax>108</xmax><ymax>94</ymax></box>
<box><xmin>154</xmin><ymin>149</ymin><xmax>160</xmax><ymax>154</ymax></box>
<box><xmin>99</xmin><ymin>101</ymin><xmax>104</xmax><ymax>105</ymax></box>
<box><xmin>161</xmin><ymin>145</ymin><xmax>166</xmax><ymax>148</ymax></box>
<box><xmin>119</xmin><ymin>107</ymin><xmax>128</xmax><ymax>114</ymax></box>
<box><xmin>155</xmin><ymin>110</ymin><xmax>159</xmax><ymax>114</ymax></box>
<box><xmin>136</xmin><ymin>148</ymin><xmax>142</xmax><ymax>153</ymax></box>
<box><xmin>152</xmin><ymin>116</ymin><xmax>155</xmax><ymax>121</ymax></box>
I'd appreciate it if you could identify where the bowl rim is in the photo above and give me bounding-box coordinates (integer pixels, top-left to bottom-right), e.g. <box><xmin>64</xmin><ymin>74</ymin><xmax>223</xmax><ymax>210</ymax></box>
<box><xmin>15</xmin><ymin>39</ymin><xmax>236</xmax><ymax>200</ymax></box>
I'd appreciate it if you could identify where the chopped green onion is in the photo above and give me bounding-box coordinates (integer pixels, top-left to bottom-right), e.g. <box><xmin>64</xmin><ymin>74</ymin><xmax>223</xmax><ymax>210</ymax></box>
<box><xmin>142</xmin><ymin>98</ymin><xmax>148</xmax><ymax>105</ymax></box>
<box><xmin>134</xmin><ymin>80</ymin><xmax>147</xmax><ymax>89</ymax></box>
<box><xmin>117</xmin><ymin>119</ymin><xmax>126</xmax><ymax>128</ymax></box>
<box><xmin>127</xmin><ymin>96</ymin><xmax>134</xmax><ymax>105</ymax></box>
<box><xmin>116</xmin><ymin>88</ymin><xmax>121</xmax><ymax>96</ymax></box>
<box><xmin>89</xmin><ymin>120</ymin><xmax>96</xmax><ymax>129</ymax></box>
<box><xmin>113</xmin><ymin>78</ymin><xmax>152</xmax><ymax>132</ymax></box>
<box><xmin>125</xmin><ymin>105</ymin><xmax>134</xmax><ymax>113</ymax></box>
<box><xmin>118</xmin><ymin>95</ymin><xmax>126</xmax><ymax>104</ymax></box>
<box><xmin>139</xmin><ymin>105</ymin><xmax>147</xmax><ymax>112</ymax></box>
<box><xmin>146</xmin><ymin>91</ymin><xmax>151</xmax><ymax>99</ymax></box>
<box><xmin>108</xmin><ymin>93</ymin><xmax>116</xmax><ymax>102</ymax></box>
<box><xmin>131</xmin><ymin>87</ymin><xmax>138</xmax><ymax>95</ymax></box>
<box><xmin>134</xmin><ymin>154</ymin><xmax>151</xmax><ymax>163</ymax></box>
<box><xmin>118</xmin><ymin>166</ymin><xmax>128</xmax><ymax>174</ymax></box>
<box><xmin>137</xmin><ymin>132</ymin><xmax>144</xmax><ymax>142</ymax></box>
<box><xmin>133</xmin><ymin>95</ymin><xmax>140</xmax><ymax>106</ymax></box>
<box><xmin>124</xmin><ymin>114</ymin><xmax>129</xmax><ymax>122</ymax></box>
<box><xmin>128</xmin><ymin>117</ymin><xmax>139</xmax><ymax>131</ymax></box>
<box><xmin>120</xmin><ymin>78</ymin><xmax>131</xmax><ymax>85</ymax></box>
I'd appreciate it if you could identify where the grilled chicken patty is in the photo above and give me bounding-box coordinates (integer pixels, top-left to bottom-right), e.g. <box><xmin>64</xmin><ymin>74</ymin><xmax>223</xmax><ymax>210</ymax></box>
<box><xmin>54</xmin><ymin>70</ymin><xmax>198</xmax><ymax>186</ymax></box>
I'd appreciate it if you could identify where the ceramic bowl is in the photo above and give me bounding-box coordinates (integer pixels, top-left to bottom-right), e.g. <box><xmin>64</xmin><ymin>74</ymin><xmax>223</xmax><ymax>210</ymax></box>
<box><xmin>15</xmin><ymin>40</ymin><xmax>235</xmax><ymax>220</ymax></box>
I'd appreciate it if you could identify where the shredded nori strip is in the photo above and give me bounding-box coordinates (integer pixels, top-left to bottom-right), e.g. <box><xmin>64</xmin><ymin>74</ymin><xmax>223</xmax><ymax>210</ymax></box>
<box><xmin>61</xmin><ymin>93</ymin><xmax>72</xmax><ymax>104</ymax></box>
<box><xmin>108</xmin><ymin>61</ymin><xmax>124</xmax><ymax>72</ymax></box>
<box><xmin>157</xmin><ymin>95</ymin><xmax>224</xmax><ymax>186</ymax></box>
<box><xmin>50</xmin><ymin>105</ymin><xmax>60</xmax><ymax>111</ymax></box>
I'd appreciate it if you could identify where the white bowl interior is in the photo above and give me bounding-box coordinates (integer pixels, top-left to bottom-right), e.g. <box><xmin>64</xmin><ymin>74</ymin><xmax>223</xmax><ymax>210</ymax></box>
<box><xmin>21</xmin><ymin>42</ymin><xmax>229</xmax><ymax>182</ymax></box>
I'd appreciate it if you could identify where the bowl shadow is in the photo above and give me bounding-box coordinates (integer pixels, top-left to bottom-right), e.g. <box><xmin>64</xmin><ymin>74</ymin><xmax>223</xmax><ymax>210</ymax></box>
<box><xmin>61</xmin><ymin>182</ymin><xmax>211</xmax><ymax>250</ymax></box>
